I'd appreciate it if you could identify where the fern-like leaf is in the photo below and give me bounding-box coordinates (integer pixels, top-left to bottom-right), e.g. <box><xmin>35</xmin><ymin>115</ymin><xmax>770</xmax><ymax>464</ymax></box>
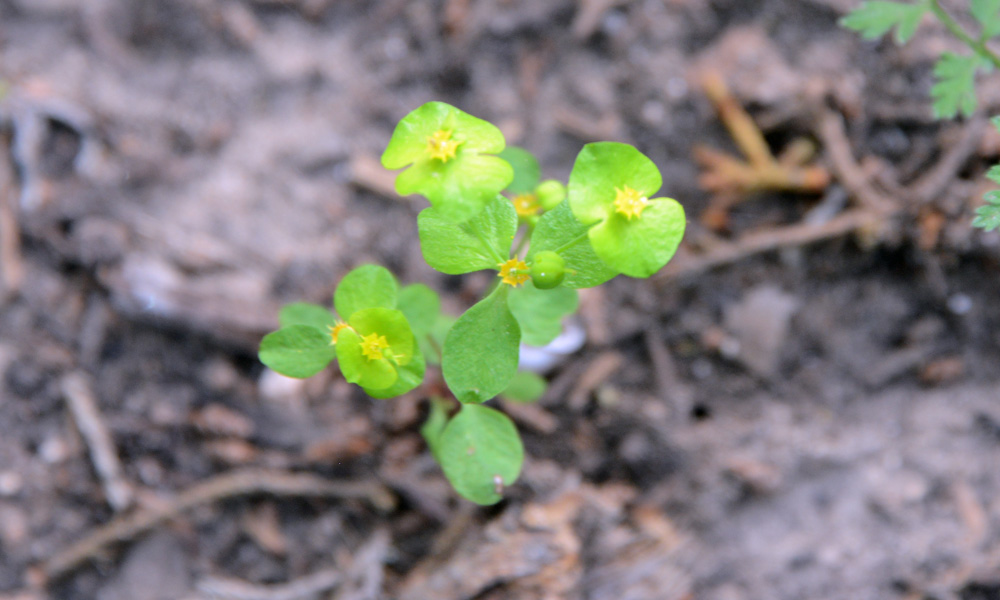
<box><xmin>973</xmin><ymin>189</ymin><xmax>1000</xmax><ymax>231</ymax></box>
<box><xmin>840</xmin><ymin>1</ymin><xmax>931</xmax><ymax>44</ymax></box>
<box><xmin>931</xmin><ymin>53</ymin><xmax>982</xmax><ymax>119</ymax></box>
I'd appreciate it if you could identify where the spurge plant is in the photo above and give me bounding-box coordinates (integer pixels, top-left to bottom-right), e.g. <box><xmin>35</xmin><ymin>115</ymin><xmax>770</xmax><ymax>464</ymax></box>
<box><xmin>259</xmin><ymin>102</ymin><xmax>686</xmax><ymax>504</ymax></box>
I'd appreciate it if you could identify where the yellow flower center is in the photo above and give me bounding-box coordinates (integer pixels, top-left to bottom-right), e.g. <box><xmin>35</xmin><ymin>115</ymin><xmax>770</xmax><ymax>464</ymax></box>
<box><xmin>360</xmin><ymin>332</ymin><xmax>390</xmax><ymax>361</ymax></box>
<box><xmin>511</xmin><ymin>193</ymin><xmax>540</xmax><ymax>217</ymax></box>
<box><xmin>426</xmin><ymin>129</ymin><xmax>460</xmax><ymax>162</ymax></box>
<box><xmin>613</xmin><ymin>185</ymin><xmax>649</xmax><ymax>220</ymax></box>
<box><xmin>328</xmin><ymin>321</ymin><xmax>350</xmax><ymax>345</ymax></box>
<box><xmin>498</xmin><ymin>258</ymin><xmax>530</xmax><ymax>287</ymax></box>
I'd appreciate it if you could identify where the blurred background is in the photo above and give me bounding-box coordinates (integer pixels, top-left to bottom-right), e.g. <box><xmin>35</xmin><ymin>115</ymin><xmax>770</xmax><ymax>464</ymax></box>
<box><xmin>2</xmin><ymin>0</ymin><xmax>1000</xmax><ymax>598</ymax></box>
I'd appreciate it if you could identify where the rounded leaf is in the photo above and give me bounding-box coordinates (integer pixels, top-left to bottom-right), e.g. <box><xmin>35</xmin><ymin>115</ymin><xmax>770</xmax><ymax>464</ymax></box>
<box><xmin>507</xmin><ymin>281</ymin><xmax>579</xmax><ymax>347</ymax></box>
<box><xmin>498</xmin><ymin>146</ymin><xmax>541</xmax><ymax>194</ymax></box>
<box><xmin>335</xmin><ymin>328</ymin><xmax>397</xmax><ymax>390</ymax></box>
<box><xmin>443</xmin><ymin>287</ymin><xmax>520</xmax><ymax>404</ymax></box>
<box><xmin>438</xmin><ymin>404</ymin><xmax>524</xmax><ymax>505</ymax></box>
<box><xmin>500</xmin><ymin>371</ymin><xmax>547</xmax><ymax>403</ymax></box>
<box><xmin>588</xmin><ymin>197</ymin><xmax>686</xmax><ymax>278</ymax></box>
<box><xmin>568</xmin><ymin>142</ymin><xmax>662</xmax><ymax>225</ymax></box>
<box><xmin>366</xmin><ymin>346</ymin><xmax>426</xmax><ymax>399</ymax></box>
<box><xmin>259</xmin><ymin>325</ymin><xmax>337</xmax><ymax>379</ymax></box>
<box><xmin>396</xmin><ymin>154</ymin><xmax>514</xmax><ymax>222</ymax></box>
<box><xmin>279</xmin><ymin>302</ymin><xmax>336</xmax><ymax>331</ymax></box>
<box><xmin>348</xmin><ymin>307</ymin><xmax>415</xmax><ymax>364</ymax></box>
<box><xmin>381</xmin><ymin>102</ymin><xmax>506</xmax><ymax>169</ymax></box>
<box><xmin>398</xmin><ymin>284</ymin><xmax>441</xmax><ymax>338</ymax></box>
<box><xmin>334</xmin><ymin>265</ymin><xmax>398</xmax><ymax>321</ymax></box>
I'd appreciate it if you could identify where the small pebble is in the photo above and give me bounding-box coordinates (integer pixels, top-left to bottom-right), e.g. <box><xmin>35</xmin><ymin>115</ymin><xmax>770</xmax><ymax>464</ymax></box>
<box><xmin>947</xmin><ymin>293</ymin><xmax>972</xmax><ymax>315</ymax></box>
<box><xmin>0</xmin><ymin>471</ymin><xmax>23</xmax><ymax>496</ymax></box>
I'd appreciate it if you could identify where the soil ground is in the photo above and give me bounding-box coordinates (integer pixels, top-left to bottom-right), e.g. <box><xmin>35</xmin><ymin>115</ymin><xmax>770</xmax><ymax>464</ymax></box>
<box><xmin>2</xmin><ymin>1</ymin><xmax>1000</xmax><ymax>599</ymax></box>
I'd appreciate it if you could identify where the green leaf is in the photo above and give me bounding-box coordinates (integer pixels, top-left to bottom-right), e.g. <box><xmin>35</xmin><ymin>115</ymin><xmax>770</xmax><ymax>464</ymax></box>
<box><xmin>395</xmin><ymin>154</ymin><xmax>515</xmax><ymax>222</ymax></box>
<box><xmin>382</xmin><ymin>101</ymin><xmax>507</xmax><ymax>168</ymax></box>
<box><xmin>973</xmin><ymin>189</ymin><xmax>1000</xmax><ymax>230</ymax></box>
<box><xmin>972</xmin><ymin>0</ymin><xmax>1000</xmax><ymax>37</ymax></box>
<box><xmin>336</xmin><ymin>328</ymin><xmax>397</xmax><ymax>389</ymax></box>
<box><xmin>366</xmin><ymin>345</ymin><xmax>426</xmax><ymax>399</ymax></box>
<box><xmin>527</xmin><ymin>201</ymin><xmax>618</xmax><ymax>289</ymax></box>
<box><xmin>442</xmin><ymin>287</ymin><xmax>521</xmax><ymax>404</ymax></box>
<box><xmin>931</xmin><ymin>53</ymin><xmax>981</xmax><ymax>119</ymax></box>
<box><xmin>334</xmin><ymin>265</ymin><xmax>398</xmax><ymax>321</ymax></box>
<box><xmin>500</xmin><ymin>371</ymin><xmax>547</xmax><ymax>403</ymax></box>
<box><xmin>259</xmin><ymin>325</ymin><xmax>336</xmax><ymax>379</ymax></box>
<box><xmin>437</xmin><ymin>404</ymin><xmax>524</xmax><ymax>505</ymax></box>
<box><xmin>839</xmin><ymin>1</ymin><xmax>930</xmax><ymax>44</ymax></box>
<box><xmin>418</xmin><ymin>194</ymin><xmax>517</xmax><ymax>274</ymax></box>
<box><xmin>498</xmin><ymin>146</ymin><xmax>541</xmax><ymax>194</ymax></box>
<box><xmin>588</xmin><ymin>198</ymin><xmax>686</xmax><ymax>278</ymax></box>
<box><xmin>507</xmin><ymin>281</ymin><xmax>579</xmax><ymax>346</ymax></box>
<box><xmin>278</xmin><ymin>302</ymin><xmax>336</xmax><ymax>331</ymax></box>
<box><xmin>420</xmin><ymin>397</ymin><xmax>451</xmax><ymax>460</ymax></box>
<box><xmin>382</xmin><ymin>102</ymin><xmax>513</xmax><ymax>223</ymax></box>
<box><xmin>398</xmin><ymin>284</ymin><xmax>441</xmax><ymax>339</ymax></box>
<box><xmin>336</xmin><ymin>308</ymin><xmax>417</xmax><ymax>391</ymax></box>
<box><xmin>568</xmin><ymin>142</ymin><xmax>663</xmax><ymax>225</ymax></box>
<box><xmin>986</xmin><ymin>165</ymin><xmax>1000</xmax><ymax>185</ymax></box>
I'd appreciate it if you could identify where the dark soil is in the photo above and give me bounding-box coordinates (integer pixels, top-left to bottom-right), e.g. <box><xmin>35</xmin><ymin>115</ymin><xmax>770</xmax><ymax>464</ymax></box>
<box><xmin>2</xmin><ymin>1</ymin><xmax>1000</xmax><ymax>599</ymax></box>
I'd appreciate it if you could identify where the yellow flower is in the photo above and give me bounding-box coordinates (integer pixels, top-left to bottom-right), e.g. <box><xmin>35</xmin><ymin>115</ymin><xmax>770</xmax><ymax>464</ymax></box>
<box><xmin>511</xmin><ymin>193</ymin><xmax>540</xmax><ymax>217</ymax></box>
<box><xmin>613</xmin><ymin>184</ymin><xmax>649</xmax><ymax>220</ymax></box>
<box><xmin>498</xmin><ymin>258</ymin><xmax>530</xmax><ymax>287</ymax></box>
<box><xmin>426</xmin><ymin>129</ymin><xmax>461</xmax><ymax>162</ymax></box>
<box><xmin>360</xmin><ymin>332</ymin><xmax>390</xmax><ymax>361</ymax></box>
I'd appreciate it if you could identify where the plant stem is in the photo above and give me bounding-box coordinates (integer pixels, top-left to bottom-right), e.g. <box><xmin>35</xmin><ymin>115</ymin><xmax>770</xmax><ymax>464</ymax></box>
<box><xmin>929</xmin><ymin>0</ymin><xmax>1000</xmax><ymax>69</ymax></box>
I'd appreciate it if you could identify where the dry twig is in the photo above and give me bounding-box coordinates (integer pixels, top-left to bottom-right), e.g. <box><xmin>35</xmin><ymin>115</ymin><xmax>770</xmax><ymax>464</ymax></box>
<box><xmin>0</xmin><ymin>132</ymin><xmax>22</xmax><ymax>299</ymax></box>
<box><xmin>695</xmin><ymin>72</ymin><xmax>830</xmax><ymax>198</ymax></box>
<box><xmin>195</xmin><ymin>568</ymin><xmax>342</xmax><ymax>600</ymax></box>
<box><xmin>43</xmin><ymin>469</ymin><xmax>395</xmax><ymax>581</ymax></box>
<box><xmin>61</xmin><ymin>371</ymin><xmax>134</xmax><ymax>512</ymax></box>
<box><xmin>657</xmin><ymin>208</ymin><xmax>876</xmax><ymax>281</ymax></box>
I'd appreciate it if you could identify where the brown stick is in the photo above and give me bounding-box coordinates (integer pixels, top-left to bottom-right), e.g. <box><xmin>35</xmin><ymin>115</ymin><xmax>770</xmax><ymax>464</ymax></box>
<box><xmin>42</xmin><ymin>469</ymin><xmax>396</xmax><ymax>581</ymax></box>
<box><xmin>815</xmin><ymin>109</ymin><xmax>897</xmax><ymax>215</ymax></box>
<box><xmin>657</xmin><ymin>209</ymin><xmax>877</xmax><ymax>281</ymax></box>
<box><xmin>0</xmin><ymin>132</ymin><xmax>23</xmax><ymax>299</ymax></box>
<box><xmin>61</xmin><ymin>372</ymin><xmax>134</xmax><ymax>512</ymax></box>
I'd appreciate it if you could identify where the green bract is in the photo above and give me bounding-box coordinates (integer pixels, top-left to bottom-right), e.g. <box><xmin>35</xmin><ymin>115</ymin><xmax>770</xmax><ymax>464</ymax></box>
<box><xmin>567</xmin><ymin>142</ymin><xmax>686</xmax><ymax>278</ymax></box>
<box><xmin>381</xmin><ymin>102</ymin><xmax>514</xmax><ymax>223</ymax></box>
<box><xmin>258</xmin><ymin>265</ymin><xmax>424</xmax><ymax>397</ymax></box>
<box><xmin>336</xmin><ymin>307</ymin><xmax>419</xmax><ymax>394</ymax></box>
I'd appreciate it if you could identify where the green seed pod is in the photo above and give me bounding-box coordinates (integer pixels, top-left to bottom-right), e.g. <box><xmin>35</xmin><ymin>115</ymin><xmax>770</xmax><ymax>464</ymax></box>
<box><xmin>535</xmin><ymin>179</ymin><xmax>566</xmax><ymax>211</ymax></box>
<box><xmin>530</xmin><ymin>251</ymin><xmax>566</xmax><ymax>289</ymax></box>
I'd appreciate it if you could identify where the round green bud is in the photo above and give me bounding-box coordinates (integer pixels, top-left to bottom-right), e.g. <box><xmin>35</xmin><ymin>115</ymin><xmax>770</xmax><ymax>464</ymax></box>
<box><xmin>535</xmin><ymin>179</ymin><xmax>566</xmax><ymax>210</ymax></box>
<box><xmin>530</xmin><ymin>251</ymin><xmax>566</xmax><ymax>289</ymax></box>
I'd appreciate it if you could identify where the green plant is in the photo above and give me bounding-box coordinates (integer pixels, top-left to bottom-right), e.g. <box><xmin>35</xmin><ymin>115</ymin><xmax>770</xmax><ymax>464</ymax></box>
<box><xmin>841</xmin><ymin>0</ymin><xmax>1000</xmax><ymax>230</ymax></box>
<box><xmin>259</xmin><ymin>102</ymin><xmax>686</xmax><ymax>504</ymax></box>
